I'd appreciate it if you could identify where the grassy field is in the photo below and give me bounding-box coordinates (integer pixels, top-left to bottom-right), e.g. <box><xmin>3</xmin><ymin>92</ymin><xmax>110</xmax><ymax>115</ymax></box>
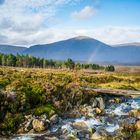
<box><xmin>0</xmin><ymin>66</ymin><xmax>140</xmax><ymax>91</ymax></box>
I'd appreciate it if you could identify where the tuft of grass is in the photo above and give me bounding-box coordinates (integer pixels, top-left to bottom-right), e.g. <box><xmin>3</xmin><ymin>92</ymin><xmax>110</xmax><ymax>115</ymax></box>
<box><xmin>31</xmin><ymin>104</ymin><xmax>55</xmax><ymax>116</ymax></box>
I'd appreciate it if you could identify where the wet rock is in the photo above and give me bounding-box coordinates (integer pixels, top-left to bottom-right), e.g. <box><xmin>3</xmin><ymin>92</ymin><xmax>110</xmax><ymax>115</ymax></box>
<box><xmin>129</xmin><ymin>109</ymin><xmax>140</xmax><ymax>118</ymax></box>
<box><xmin>135</xmin><ymin>120</ymin><xmax>140</xmax><ymax>130</ymax></box>
<box><xmin>72</xmin><ymin>121</ymin><xmax>88</xmax><ymax>130</ymax></box>
<box><xmin>77</xmin><ymin>128</ymin><xmax>93</xmax><ymax>139</ymax></box>
<box><xmin>65</xmin><ymin>134</ymin><xmax>79</xmax><ymax>140</ymax></box>
<box><xmin>32</xmin><ymin>119</ymin><xmax>47</xmax><ymax>132</ymax></box>
<box><xmin>50</xmin><ymin>114</ymin><xmax>59</xmax><ymax>124</ymax></box>
<box><xmin>90</xmin><ymin>132</ymin><xmax>102</xmax><ymax>140</ymax></box>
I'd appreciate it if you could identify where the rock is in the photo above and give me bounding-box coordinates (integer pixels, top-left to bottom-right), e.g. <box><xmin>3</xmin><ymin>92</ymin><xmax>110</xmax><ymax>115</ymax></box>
<box><xmin>40</xmin><ymin>114</ymin><xmax>48</xmax><ymax>121</ymax></box>
<box><xmin>77</xmin><ymin>128</ymin><xmax>94</xmax><ymax>139</ymax></box>
<box><xmin>95</xmin><ymin>107</ymin><xmax>102</xmax><ymax>114</ymax></box>
<box><xmin>96</xmin><ymin>97</ymin><xmax>105</xmax><ymax>110</ymax></box>
<box><xmin>24</xmin><ymin>120</ymin><xmax>33</xmax><ymax>132</ymax></box>
<box><xmin>122</xmin><ymin>123</ymin><xmax>136</xmax><ymax>132</ymax></box>
<box><xmin>17</xmin><ymin>127</ymin><xmax>25</xmax><ymax>134</ymax></box>
<box><xmin>129</xmin><ymin>109</ymin><xmax>140</xmax><ymax>118</ymax></box>
<box><xmin>28</xmin><ymin>129</ymin><xmax>35</xmax><ymax>134</ymax></box>
<box><xmin>32</xmin><ymin>119</ymin><xmax>46</xmax><ymax>132</ymax></box>
<box><xmin>90</xmin><ymin>132</ymin><xmax>102</xmax><ymax>140</ymax></box>
<box><xmin>50</xmin><ymin>114</ymin><xmax>59</xmax><ymax>124</ymax></box>
<box><xmin>66</xmin><ymin>134</ymin><xmax>79</xmax><ymax>140</ymax></box>
<box><xmin>72</xmin><ymin>121</ymin><xmax>88</xmax><ymax>130</ymax></box>
<box><xmin>135</xmin><ymin>120</ymin><xmax>140</xmax><ymax>130</ymax></box>
<box><xmin>80</xmin><ymin>105</ymin><xmax>94</xmax><ymax>117</ymax></box>
<box><xmin>25</xmin><ymin>115</ymin><xmax>33</xmax><ymax>120</ymax></box>
<box><xmin>90</xmin><ymin>98</ymin><xmax>98</xmax><ymax>108</ymax></box>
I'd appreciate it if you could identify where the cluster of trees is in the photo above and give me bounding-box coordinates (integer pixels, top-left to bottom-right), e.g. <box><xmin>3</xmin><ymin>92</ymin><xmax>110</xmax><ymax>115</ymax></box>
<box><xmin>0</xmin><ymin>53</ymin><xmax>115</xmax><ymax>71</ymax></box>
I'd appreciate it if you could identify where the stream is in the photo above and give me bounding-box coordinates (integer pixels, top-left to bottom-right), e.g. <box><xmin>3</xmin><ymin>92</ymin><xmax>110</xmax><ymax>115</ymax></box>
<box><xmin>7</xmin><ymin>97</ymin><xmax>140</xmax><ymax>140</ymax></box>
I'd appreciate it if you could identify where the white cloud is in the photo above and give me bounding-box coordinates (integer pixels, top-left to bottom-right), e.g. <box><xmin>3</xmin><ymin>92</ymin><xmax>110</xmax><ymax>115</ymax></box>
<box><xmin>1</xmin><ymin>26</ymin><xmax>140</xmax><ymax>46</ymax></box>
<box><xmin>71</xmin><ymin>6</ymin><xmax>96</xmax><ymax>20</ymax></box>
<box><xmin>0</xmin><ymin>0</ymin><xmax>79</xmax><ymax>33</ymax></box>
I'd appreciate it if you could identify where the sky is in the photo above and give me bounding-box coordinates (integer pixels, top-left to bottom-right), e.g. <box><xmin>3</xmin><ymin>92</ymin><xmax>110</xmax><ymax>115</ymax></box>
<box><xmin>0</xmin><ymin>0</ymin><xmax>140</xmax><ymax>46</ymax></box>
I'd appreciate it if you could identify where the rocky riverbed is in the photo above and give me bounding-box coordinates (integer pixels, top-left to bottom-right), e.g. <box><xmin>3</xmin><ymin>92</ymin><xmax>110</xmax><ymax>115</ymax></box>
<box><xmin>3</xmin><ymin>95</ymin><xmax>140</xmax><ymax>140</ymax></box>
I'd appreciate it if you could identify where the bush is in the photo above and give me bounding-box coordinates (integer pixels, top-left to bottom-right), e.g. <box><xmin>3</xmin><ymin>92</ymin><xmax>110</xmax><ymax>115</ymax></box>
<box><xmin>0</xmin><ymin>113</ymin><xmax>24</xmax><ymax>132</ymax></box>
<box><xmin>105</xmin><ymin>65</ymin><xmax>115</xmax><ymax>72</ymax></box>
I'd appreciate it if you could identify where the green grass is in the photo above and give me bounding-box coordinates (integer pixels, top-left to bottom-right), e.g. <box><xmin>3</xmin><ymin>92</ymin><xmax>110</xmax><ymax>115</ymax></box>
<box><xmin>31</xmin><ymin>104</ymin><xmax>55</xmax><ymax>116</ymax></box>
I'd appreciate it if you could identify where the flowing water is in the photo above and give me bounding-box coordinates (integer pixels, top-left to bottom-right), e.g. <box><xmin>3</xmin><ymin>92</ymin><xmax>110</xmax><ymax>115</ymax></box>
<box><xmin>9</xmin><ymin>97</ymin><xmax>140</xmax><ymax>140</ymax></box>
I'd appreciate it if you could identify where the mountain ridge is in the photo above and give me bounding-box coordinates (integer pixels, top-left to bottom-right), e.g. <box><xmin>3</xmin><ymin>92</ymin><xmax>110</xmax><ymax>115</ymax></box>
<box><xmin>0</xmin><ymin>36</ymin><xmax>140</xmax><ymax>65</ymax></box>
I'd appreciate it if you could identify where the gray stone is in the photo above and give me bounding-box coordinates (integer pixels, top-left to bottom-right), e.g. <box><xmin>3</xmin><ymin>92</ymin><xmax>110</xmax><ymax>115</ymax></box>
<box><xmin>50</xmin><ymin>114</ymin><xmax>59</xmax><ymax>124</ymax></box>
<box><xmin>72</xmin><ymin>121</ymin><xmax>88</xmax><ymax>130</ymax></box>
<box><xmin>96</xmin><ymin>97</ymin><xmax>105</xmax><ymax>110</ymax></box>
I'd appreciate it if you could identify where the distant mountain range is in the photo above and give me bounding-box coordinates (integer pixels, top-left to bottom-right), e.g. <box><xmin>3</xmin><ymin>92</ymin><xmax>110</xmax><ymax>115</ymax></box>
<box><xmin>0</xmin><ymin>45</ymin><xmax>26</xmax><ymax>55</ymax></box>
<box><xmin>0</xmin><ymin>36</ymin><xmax>140</xmax><ymax>65</ymax></box>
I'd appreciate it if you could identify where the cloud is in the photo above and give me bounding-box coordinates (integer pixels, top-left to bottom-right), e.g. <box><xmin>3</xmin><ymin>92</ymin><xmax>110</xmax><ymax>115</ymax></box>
<box><xmin>0</xmin><ymin>0</ymin><xmax>80</xmax><ymax>45</ymax></box>
<box><xmin>71</xmin><ymin>6</ymin><xmax>96</xmax><ymax>20</ymax></box>
<box><xmin>1</xmin><ymin>26</ymin><xmax>140</xmax><ymax>46</ymax></box>
<box><xmin>0</xmin><ymin>0</ymin><xmax>79</xmax><ymax>32</ymax></box>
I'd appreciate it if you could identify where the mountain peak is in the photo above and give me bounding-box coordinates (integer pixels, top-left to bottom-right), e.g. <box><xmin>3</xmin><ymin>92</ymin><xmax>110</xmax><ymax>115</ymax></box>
<box><xmin>74</xmin><ymin>36</ymin><xmax>92</xmax><ymax>40</ymax></box>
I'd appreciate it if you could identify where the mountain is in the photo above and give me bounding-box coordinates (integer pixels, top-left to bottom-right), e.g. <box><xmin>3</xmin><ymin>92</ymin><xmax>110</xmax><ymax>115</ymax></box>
<box><xmin>0</xmin><ymin>37</ymin><xmax>140</xmax><ymax>65</ymax></box>
<box><xmin>0</xmin><ymin>45</ymin><xmax>26</xmax><ymax>55</ymax></box>
<box><xmin>23</xmin><ymin>36</ymin><xmax>140</xmax><ymax>65</ymax></box>
<box><xmin>112</xmin><ymin>43</ymin><xmax>140</xmax><ymax>64</ymax></box>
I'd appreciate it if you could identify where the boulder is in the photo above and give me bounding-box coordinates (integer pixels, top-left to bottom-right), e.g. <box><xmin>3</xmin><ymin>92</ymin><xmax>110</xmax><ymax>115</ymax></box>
<box><xmin>32</xmin><ymin>119</ymin><xmax>47</xmax><ymax>132</ymax></box>
<box><xmin>72</xmin><ymin>121</ymin><xmax>88</xmax><ymax>130</ymax></box>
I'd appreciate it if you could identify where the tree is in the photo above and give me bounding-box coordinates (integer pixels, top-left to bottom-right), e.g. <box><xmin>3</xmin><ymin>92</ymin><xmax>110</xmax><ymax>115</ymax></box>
<box><xmin>105</xmin><ymin>65</ymin><xmax>115</xmax><ymax>72</ymax></box>
<box><xmin>65</xmin><ymin>58</ymin><xmax>75</xmax><ymax>69</ymax></box>
<box><xmin>7</xmin><ymin>54</ymin><xmax>16</xmax><ymax>66</ymax></box>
